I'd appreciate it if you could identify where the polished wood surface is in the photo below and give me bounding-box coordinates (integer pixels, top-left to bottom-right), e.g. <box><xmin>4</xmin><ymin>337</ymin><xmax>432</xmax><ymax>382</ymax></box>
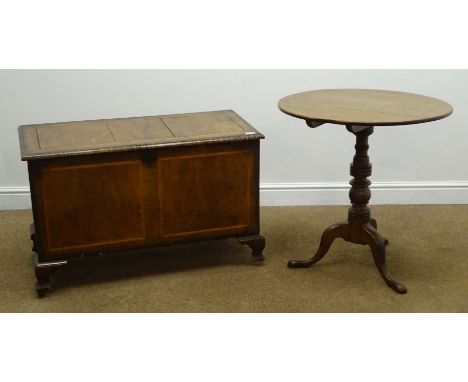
<box><xmin>22</xmin><ymin>110</ymin><xmax>265</xmax><ymax>296</ymax></box>
<box><xmin>30</xmin><ymin>152</ymin><xmax>148</xmax><ymax>256</ymax></box>
<box><xmin>280</xmin><ymin>89</ymin><xmax>453</xmax><ymax>294</ymax></box>
<box><xmin>19</xmin><ymin>110</ymin><xmax>264</xmax><ymax>160</ymax></box>
<box><xmin>158</xmin><ymin>145</ymin><xmax>254</xmax><ymax>239</ymax></box>
<box><xmin>278</xmin><ymin>89</ymin><xmax>453</xmax><ymax>126</ymax></box>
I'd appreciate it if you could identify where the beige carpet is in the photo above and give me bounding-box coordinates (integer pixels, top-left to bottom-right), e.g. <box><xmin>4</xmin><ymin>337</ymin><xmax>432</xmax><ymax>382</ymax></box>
<box><xmin>1</xmin><ymin>205</ymin><xmax>467</xmax><ymax>312</ymax></box>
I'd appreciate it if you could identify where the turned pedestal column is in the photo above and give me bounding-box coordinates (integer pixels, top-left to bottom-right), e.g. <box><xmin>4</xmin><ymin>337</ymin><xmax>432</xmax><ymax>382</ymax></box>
<box><xmin>287</xmin><ymin>125</ymin><xmax>405</xmax><ymax>293</ymax></box>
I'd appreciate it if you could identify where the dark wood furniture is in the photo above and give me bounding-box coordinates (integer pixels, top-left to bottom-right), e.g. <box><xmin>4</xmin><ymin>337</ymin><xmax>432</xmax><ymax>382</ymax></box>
<box><xmin>19</xmin><ymin>110</ymin><xmax>265</xmax><ymax>296</ymax></box>
<box><xmin>278</xmin><ymin>89</ymin><xmax>453</xmax><ymax>294</ymax></box>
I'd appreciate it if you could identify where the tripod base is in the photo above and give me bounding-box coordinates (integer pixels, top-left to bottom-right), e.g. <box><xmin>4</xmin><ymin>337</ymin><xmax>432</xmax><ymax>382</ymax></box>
<box><xmin>288</xmin><ymin>219</ymin><xmax>406</xmax><ymax>294</ymax></box>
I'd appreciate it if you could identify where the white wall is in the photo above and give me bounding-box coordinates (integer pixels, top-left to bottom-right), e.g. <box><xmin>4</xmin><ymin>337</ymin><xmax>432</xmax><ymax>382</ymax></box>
<box><xmin>1</xmin><ymin>69</ymin><xmax>467</xmax><ymax>209</ymax></box>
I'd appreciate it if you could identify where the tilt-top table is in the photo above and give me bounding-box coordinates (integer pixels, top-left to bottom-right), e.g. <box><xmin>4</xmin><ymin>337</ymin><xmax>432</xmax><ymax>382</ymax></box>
<box><xmin>278</xmin><ymin>89</ymin><xmax>453</xmax><ymax>293</ymax></box>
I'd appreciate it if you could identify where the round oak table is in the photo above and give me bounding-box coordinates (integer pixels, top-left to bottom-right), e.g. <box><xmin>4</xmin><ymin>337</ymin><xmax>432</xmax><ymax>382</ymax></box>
<box><xmin>278</xmin><ymin>89</ymin><xmax>453</xmax><ymax>294</ymax></box>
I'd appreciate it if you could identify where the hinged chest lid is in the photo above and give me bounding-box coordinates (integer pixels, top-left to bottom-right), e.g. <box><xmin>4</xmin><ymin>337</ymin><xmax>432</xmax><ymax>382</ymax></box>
<box><xmin>18</xmin><ymin>110</ymin><xmax>264</xmax><ymax>161</ymax></box>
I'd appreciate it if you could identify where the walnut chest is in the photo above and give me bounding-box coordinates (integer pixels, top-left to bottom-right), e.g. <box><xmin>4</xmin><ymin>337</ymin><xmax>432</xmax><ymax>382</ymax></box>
<box><xmin>19</xmin><ymin>110</ymin><xmax>265</xmax><ymax>296</ymax></box>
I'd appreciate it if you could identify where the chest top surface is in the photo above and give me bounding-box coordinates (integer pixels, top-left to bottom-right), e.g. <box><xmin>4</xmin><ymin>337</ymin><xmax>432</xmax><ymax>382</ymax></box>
<box><xmin>278</xmin><ymin>89</ymin><xmax>453</xmax><ymax>126</ymax></box>
<box><xmin>19</xmin><ymin>110</ymin><xmax>264</xmax><ymax>160</ymax></box>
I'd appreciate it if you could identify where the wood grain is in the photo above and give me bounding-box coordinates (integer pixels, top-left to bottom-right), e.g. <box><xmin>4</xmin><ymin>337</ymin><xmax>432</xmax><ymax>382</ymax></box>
<box><xmin>161</xmin><ymin>112</ymin><xmax>244</xmax><ymax>137</ymax></box>
<box><xmin>158</xmin><ymin>146</ymin><xmax>253</xmax><ymax>239</ymax></box>
<box><xmin>278</xmin><ymin>89</ymin><xmax>453</xmax><ymax>126</ymax></box>
<box><xmin>108</xmin><ymin>117</ymin><xmax>174</xmax><ymax>142</ymax></box>
<box><xmin>35</xmin><ymin>153</ymin><xmax>147</xmax><ymax>257</ymax></box>
<box><xmin>19</xmin><ymin>110</ymin><xmax>264</xmax><ymax>160</ymax></box>
<box><xmin>37</xmin><ymin>120</ymin><xmax>114</xmax><ymax>149</ymax></box>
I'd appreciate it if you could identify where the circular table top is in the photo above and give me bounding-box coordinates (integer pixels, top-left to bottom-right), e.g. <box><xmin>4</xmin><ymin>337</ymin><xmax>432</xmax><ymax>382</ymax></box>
<box><xmin>278</xmin><ymin>89</ymin><xmax>453</xmax><ymax>126</ymax></box>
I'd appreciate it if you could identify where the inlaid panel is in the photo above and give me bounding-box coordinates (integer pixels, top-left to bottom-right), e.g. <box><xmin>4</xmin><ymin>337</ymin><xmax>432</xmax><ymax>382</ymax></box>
<box><xmin>158</xmin><ymin>147</ymin><xmax>253</xmax><ymax>238</ymax></box>
<box><xmin>40</xmin><ymin>159</ymin><xmax>145</xmax><ymax>255</ymax></box>
<box><xmin>108</xmin><ymin>117</ymin><xmax>174</xmax><ymax>142</ymax></box>
<box><xmin>162</xmin><ymin>112</ymin><xmax>245</xmax><ymax>137</ymax></box>
<box><xmin>37</xmin><ymin>120</ymin><xmax>114</xmax><ymax>149</ymax></box>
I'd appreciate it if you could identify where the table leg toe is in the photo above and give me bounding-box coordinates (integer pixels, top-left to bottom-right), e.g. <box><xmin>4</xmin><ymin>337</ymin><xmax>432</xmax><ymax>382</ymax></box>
<box><xmin>288</xmin><ymin>259</ymin><xmax>313</xmax><ymax>268</ymax></box>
